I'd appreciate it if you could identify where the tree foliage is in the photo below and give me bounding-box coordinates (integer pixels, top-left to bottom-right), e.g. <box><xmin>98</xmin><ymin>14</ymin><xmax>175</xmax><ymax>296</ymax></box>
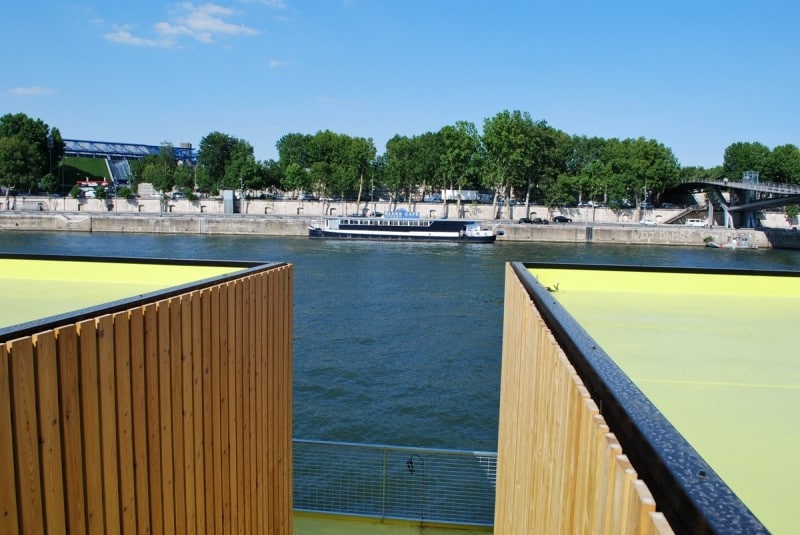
<box><xmin>0</xmin><ymin>112</ymin><xmax>64</xmax><ymax>192</ymax></box>
<box><xmin>6</xmin><ymin>110</ymin><xmax>799</xmax><ymax>214</ymax></box>
<box><xmin>723</xmin><ymin>142</ymin><xmax>770</xmax><ymax>181</ymax></box>
<box><xmin>482</xmin><ymin>110</ymin><xmax>565</xmax><ymax>215</ymax></box>
<box><xmin>276</xmin><ymin>131</ymin><xmax>376</xmax><ymax>199</ymax></box>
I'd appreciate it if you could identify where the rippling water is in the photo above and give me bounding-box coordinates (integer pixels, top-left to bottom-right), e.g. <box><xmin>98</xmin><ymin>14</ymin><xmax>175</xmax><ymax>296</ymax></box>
<box><xmin>2</xmin><ymin>231</ymin><xmax>799</xmax><ymax>450</ymax></box>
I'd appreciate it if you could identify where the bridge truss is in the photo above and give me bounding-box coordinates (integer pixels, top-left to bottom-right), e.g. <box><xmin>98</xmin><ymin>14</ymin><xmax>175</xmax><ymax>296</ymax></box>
<box><xmin>677</xmin><ymin>178</ymin><xmax>800</xmax><ymax>228</ymax></box>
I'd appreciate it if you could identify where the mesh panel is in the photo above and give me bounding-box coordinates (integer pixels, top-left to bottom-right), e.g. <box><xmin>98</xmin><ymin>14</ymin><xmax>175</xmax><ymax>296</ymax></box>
<box><xmin>293</xmin><ymin>440</ymin><xmax>496</xmax><ymax>526</ymax></box>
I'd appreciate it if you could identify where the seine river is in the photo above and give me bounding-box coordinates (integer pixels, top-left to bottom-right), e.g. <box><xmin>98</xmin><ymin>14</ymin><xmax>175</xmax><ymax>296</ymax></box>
<box><xmin>2</xmin><ymin>231</ymin><xmax>800</xmax><ymax>451</ymax></box>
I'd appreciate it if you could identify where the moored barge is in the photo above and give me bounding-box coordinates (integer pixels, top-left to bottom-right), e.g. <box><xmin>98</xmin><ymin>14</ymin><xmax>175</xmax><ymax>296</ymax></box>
<box><xmin>308</xmin><ymin>209</ymin><xmax>497</xmax><ymax>243</ymax></box>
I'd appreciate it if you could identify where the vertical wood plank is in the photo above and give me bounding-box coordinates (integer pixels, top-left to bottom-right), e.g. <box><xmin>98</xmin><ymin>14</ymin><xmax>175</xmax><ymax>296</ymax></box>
<box><xmin>78</xmin><ymin>319</ymin><xmax>105</xmax><ymax>535</ymax></box>
<box><xmin>56</xmin><ymin>326</ymin><xmax>87</xmax><ymax>534</ymax></box>
<box><xmin>218</xmin><ymin>283</ymin><xmax>232</xmax><ymax>534</ymax></box>
<box><xmin>200</xmin><ymin>288</ymin><xmax>215</xmax><ymax>535</ymax></box>
<box><xmin>266</xmin><ymin>274</ymin><xmax>276</xmax><ymax>533</ymax></box>
<box><xmin>169</xmin><ymin>298</ymin><xmax>187</xmax><ymax>533</ymax></box>
<box><xmin>129</xmin><ymin>307</ymin><xmax>151</xmax><ymax>535</ymax></box>
<box><xmin>180</xmin><ymin>296</ymin><xmax>197</xmax><ymax>535</ymax></box>
<box><xmin>192</xmin><ymin>290</ymin><xmax>207</xmax><ymax>535</ymax></box>
<box><xmin>234</xmin><ymin>281</ymin><xmax>244</xmax><ymax>535</ymax></box>
<box><xmin>254</xmin><ymin>274</ymin><xmax>264</xmax><ymax>533</ymax></box>
<box><xmin>0</xmin><ymin>342</ymin><xmax>20</xmax><ymax>534</ymax></box>
<box><xmin>226</xmin><ymin>282</ymin><xmax>239</xmax><ymax>533</ymax></box>
<box><xmin>285</xmin><ymin>266</ymin><xmax>295</xmax><ymax>533</ymax></box>
<box><xmin>263</xmin><ymin>272</ymin><xmax>274</xmax><ymax>535</ymax></box>
<box><xmin>113</xmin><ymin>311</ymin><xmax>137</xmax><ymax>534</ymax></box>
<box><xmin>280</xmin><ymin>266</ymin><xmax>293</xmax><ymax>533</ymax></box>
<box><xmin>209</xmin><ymin>286</ymin><xmax>224</xmax><ymax>535</ymax></box>
<box><xmin>34</xmin><ymin>331</ymin><xmax>67</xmax><ymax>533</ymax></box>
<box><xmin>9</xmin><ymin>337</ymin><xmax>44</xmax><ymax>534</ymax></box>
<box><xmin>157</xmin><ymin>302</ymin><xmax>176</xmax><ymax>534</ymax></box>
<box><xmin>98</xmin><ymin>315</ymin><xmax>121</xmax><ymax>532</ymax></box>
<box><xmin>143</xmin><ymin>303</ymin><xmax>164</xmax><ymax>535</ymax></box>
<box><xmin>236</xmin><ymin>277</ymin><xmax>251</xmax><ymax>533</ymax></box>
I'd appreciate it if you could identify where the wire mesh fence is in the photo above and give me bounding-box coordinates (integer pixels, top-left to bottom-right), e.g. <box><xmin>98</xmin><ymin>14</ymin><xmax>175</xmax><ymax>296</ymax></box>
<box><xmin>293</xmin><ymin>439</ymin><xmax>497</xmax><ymax>526</ymax></box>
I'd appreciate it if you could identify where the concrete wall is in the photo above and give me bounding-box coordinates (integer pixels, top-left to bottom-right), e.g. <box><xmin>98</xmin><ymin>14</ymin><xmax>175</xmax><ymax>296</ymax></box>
<box><xmin>3</xmin><ymin>195</ymin><xmax>795</xmax><ymax>228</ymax></box>
<box><xmin>3</xmin><ymin>196</ymin><xmax>800</xmax><ymax>248</ymax></box>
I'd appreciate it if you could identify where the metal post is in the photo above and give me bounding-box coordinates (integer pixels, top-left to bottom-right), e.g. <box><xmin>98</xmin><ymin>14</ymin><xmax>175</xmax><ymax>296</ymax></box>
<box><xmin>381</xmin><ymin>447</ymin><xmax>387</xmax><ymax>519</ymax></box>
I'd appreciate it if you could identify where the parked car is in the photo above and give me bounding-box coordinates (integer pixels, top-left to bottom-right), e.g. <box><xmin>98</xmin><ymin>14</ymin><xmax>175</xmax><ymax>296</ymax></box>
<box><xmin>552</xmin><ymin>215</ymin><xmax>572</xmax><ymax>223</ymax></box>
<box><xmin>519</xmin><ymin>217</ymin><xmax>549</xmax><ymax>224</ymax></box>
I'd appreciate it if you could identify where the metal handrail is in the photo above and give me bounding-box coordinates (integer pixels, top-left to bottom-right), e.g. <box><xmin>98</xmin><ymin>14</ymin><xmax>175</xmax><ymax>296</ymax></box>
<box><xmin>292</xmin><ymin>439</ymin><xmax>497</xmax><ymax>527</ymax></box>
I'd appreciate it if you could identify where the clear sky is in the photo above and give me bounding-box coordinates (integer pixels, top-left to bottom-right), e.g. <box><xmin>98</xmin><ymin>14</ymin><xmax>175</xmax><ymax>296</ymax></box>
<box><xmin>1</xmin><ymin>1</ymin><xmax>797</xmax><ymax>168</ymax></box>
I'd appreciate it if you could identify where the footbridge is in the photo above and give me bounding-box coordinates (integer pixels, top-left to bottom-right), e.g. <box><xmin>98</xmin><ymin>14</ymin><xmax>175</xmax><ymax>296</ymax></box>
<box><xmin>669</xmin><ymin>178</ymin><xmax>800</xmax><ymax>228</ymax></box>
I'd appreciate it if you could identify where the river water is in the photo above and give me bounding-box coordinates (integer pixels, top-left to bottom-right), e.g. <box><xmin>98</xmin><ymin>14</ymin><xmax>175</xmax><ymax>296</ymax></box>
<box><xmin>2</xmin><ymin>231</ymin><xmax>800</xmax><ymax>451</ymax></box>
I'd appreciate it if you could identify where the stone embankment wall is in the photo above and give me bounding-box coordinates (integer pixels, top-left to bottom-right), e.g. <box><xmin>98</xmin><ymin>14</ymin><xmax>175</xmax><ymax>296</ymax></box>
<box><xmin>2</xmin><ymin>194</ymin><xmax>795</xmax><ymax>226</ymax></box>
<box><xmin>2</xmin><ymin>195</ymin><xmax>800</xmax><ymax>248</ymax></box>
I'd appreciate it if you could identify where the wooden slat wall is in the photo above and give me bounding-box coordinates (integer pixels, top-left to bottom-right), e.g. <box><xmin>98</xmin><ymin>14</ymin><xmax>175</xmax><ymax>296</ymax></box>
<box><xmin>495</xmin><ymin>264</ymin><xmax>673</xmax><ymax>534</ymax></box>
<box><xmin>0</xmin><ymin>264</ymin><xmax>293</xmax><ymax>534</ymax></box>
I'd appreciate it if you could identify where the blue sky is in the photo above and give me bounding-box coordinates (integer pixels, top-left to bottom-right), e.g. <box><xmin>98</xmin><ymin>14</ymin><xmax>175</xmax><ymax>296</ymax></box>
<box><xmin>1</xmin><ymin>1</ymin><xmax>797</xmax><ymax>168</ymax></box>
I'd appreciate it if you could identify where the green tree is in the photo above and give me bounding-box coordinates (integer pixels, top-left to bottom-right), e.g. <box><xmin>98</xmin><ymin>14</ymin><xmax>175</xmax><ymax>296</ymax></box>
<box><xmin>558</xmin><ymin>135</ymin><xmax>608</xmax><ymax>205</ymax></box>
<box><xmin>193</xmin><ymin>165</ymin><xmax>214</xmax><ymax>195</ymax></box>
<box><xmin>764</xmin><ymin>144</ymin><xmax>800</xmax><ymax>184</ymax></box>
<box><xmin>439</xmin><ymin>122</ymin><xmax>484</xmax><ymax>215</ymax></box>
<box><xmin>138</xmin><ymin>144</ymin><xmax>176</xmax><ymax>195</ymax></box>
<box><xmin>679</xmin><ymin>165</ymin><xmax>724</xmax><ymax>182</ymax></box>
<box><xmin>260</xmin><ymin>159</ymin><xmax>283</xmax><ymax>192</ymax></box>
<box><xmin>39</xmin><ymin>173</ymin><xmax>58</xmax><ymax>193</ymax></box>
<box><xmin>384</xmin><ymin>135</ymin><xmax>420</xmax><ymax>203</ymax></box>
<box><xmin>282</xmin><ymin>162</ymin><xmax>311</xmax><ymax>194</ymax></box>
<box><xmin>198</xmin><ymin>132</ymin><xmax>238</xmax><ymax>193</ymax></box>
<box><xmin>276</xmin><ymin>133</ymin><xmax>312</xmax><ymax>170</ymax></box>
<box><xmin>482</xmin><ymin>110</ymin><xmax>556</xmax><ymax>217</ymax></box>
<box><xmin>346</xmin><ymin>137</ymin><xmax>377</xmax><ymax>204</ymax></box>
<box><xmin>0</xmin><ymin>113</ymin><xmax>64</xmax><ymax>192</ymax></box>
<box><xmin>0</xmin><ymin>137</ymin><xmax>37</xmax><ymax>191</ymax></box>
<box><xmin>723</xmin><ymin>142</ymin><xmax>770</xmax><ymax>181</ymax></box>
<box><xmin>172</xmin><ymin>164</ymin><xmax>195</xmax><ymax>195</ymax></box>
<box><xmin>603</xmin><ymin>137</ymin><xmax>680</xmax><ymax>207</ymax></box>
<box><xmin>222</xmin><ymin>139</ymin><xmax>257</xmax><ymax>192</ymax></box>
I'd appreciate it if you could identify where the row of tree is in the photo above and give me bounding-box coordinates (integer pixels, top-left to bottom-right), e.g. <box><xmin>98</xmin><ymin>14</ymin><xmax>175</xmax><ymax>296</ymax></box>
<box><xmin>2</xmin><ymin>111</ymin><xmax>799</xmax><ymax>212</ymax></box>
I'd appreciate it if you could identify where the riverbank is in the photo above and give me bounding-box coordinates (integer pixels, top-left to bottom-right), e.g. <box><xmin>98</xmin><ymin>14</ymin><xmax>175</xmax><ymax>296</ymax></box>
<box><xmin>3</xmin><ymin>211</ymin><xmax>800</xmax><ymax>249</ymax></box>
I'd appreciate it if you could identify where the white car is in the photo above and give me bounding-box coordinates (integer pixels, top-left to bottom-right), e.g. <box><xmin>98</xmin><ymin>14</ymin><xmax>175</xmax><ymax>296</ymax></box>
<box><xmin>685</xmin><ymin>219</ymin><xmax>705</xmax><ymax>227</ymax></box>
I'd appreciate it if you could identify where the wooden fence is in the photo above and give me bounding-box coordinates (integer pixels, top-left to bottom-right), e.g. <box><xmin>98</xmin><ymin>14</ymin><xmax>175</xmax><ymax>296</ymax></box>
<box><xmin>0</xmin><ymin>263</ymin><xmax>293</xmax><ymax>534</ymax></box>
<box><xmin>494</xmin><ymin>263</ymin><xmax>673</xmax><ymax>534</ymax></box>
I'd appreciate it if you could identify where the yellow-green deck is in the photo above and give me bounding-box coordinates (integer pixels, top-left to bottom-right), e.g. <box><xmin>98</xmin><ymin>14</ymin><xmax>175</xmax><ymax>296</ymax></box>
<box><xmin>0</xmin><ymin>258</ymin><xmax>243</xmax><ymax>330</ymax></box>
<box><xmin>530</xmin><ymin>267</ymin><xmax>800</xmax><ymax>534</ymax></box>
<box><xmin>294</xmin><ymin>513</ymin><xmax>492</xmax><ymax>534</ymax></box>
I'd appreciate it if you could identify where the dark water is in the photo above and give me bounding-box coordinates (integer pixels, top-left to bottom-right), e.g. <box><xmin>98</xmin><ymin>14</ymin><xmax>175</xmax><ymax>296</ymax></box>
<box><xmin>3</xmin><ymin>231</ymin><xmax>800</xmax><ymax>451</ymax></box>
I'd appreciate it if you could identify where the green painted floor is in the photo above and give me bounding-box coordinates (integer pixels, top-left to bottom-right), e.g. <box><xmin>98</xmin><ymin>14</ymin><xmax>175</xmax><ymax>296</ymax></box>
<box><xmin>294</xmin><ymin>514</ymin><xmax>492</xmax><ymax>535</ymax></box>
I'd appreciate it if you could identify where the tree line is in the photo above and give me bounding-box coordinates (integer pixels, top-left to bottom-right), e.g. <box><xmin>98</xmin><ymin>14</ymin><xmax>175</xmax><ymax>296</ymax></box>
<box><xmin>2</xmin><ymin>111</ymin><xmax>799</xmax><ymax>213</ymax></box>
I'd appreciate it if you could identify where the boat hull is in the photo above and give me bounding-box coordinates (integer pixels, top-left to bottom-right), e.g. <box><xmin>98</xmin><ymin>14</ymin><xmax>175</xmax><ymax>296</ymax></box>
<box><xmin>308</xmin><ymin>227</ymin><xmax>496</xmax><ymax>243</ymax></box>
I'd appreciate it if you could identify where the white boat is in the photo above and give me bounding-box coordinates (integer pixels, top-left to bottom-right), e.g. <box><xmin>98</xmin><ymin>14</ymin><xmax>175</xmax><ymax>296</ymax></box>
<box><xmin>308</xmin><ymin>209</ymin><xmax>497</xmax><ymax>243</ymax></box>
<box><xmin>706</xmin><ymin>235</ymin><xmax>758</xmax><ymax>249</ymax></box>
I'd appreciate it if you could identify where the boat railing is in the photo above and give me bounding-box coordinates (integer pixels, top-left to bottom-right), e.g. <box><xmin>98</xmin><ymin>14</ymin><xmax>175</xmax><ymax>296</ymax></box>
<box><xmin>293</xmin><ymin>439</ymin><xmax>497</xmax><ymax>526</ymax></box>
